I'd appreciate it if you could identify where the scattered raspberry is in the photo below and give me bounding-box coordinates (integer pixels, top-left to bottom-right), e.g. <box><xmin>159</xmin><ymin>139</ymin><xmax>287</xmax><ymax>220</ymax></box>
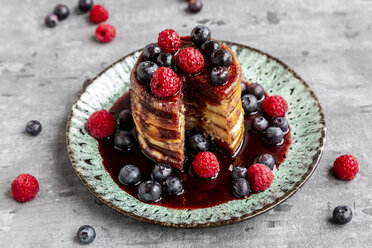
<box><xmin>150</xmin><ymin>67</ymin><xmax>181</xmax><ymax>98</ymax></box>
<box><xmin>262</xmin><ymin>95</ymin><xmax>288</xmax><ymax>117</ymax></box>
<box><xmin>247</xmin><ymin>163</ymin><xmax>274</xmax><ymax>192</ymax></box>
<box><xmin>95</xmin><ymin>23</ymin><xmax>116</xmax><ymax>43</ymax></box>
<box><xmin>11</xmin><ymin>174</ymin><xmax>39</xmax><ymax>203</ymax></box>
<box><xmin>89</xmin><ymin>5</ymin><xmax>109</xmax><ymax>24</ymax></box>
<box><xmin>86</xmin><ymin>109</ymin><xmax>116</xmax><ymax>139</ymax></box>
<box><xmin>192</xmin><ymin>152</ymin><xmax>220</xmax><ymax>178</ymax></box>
<box><xmin>158</xmin><ymin>29</ymin><xmax>181</xmax><ymax>54</ymax></box>
<box><xmin>176</xmin><ymin>47</ymin><xmax>205</xmax><ymax>74</ymax></box>
<box><xmin>333</xmin><ymin>155</ymin><xmax>359</xmax><ymax>180</ymax></box>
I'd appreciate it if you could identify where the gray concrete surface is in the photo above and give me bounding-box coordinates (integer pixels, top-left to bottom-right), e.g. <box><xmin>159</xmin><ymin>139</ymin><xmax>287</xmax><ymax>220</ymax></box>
<box><xmin>1</xmin><ymin>0</ymin><xmax>372</xmax><ymax>247</ymax></box>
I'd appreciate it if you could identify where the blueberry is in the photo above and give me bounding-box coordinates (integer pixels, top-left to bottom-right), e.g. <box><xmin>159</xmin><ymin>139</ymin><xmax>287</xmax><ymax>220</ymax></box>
<box><xmin>241</xmin><ymin>94</ymin><xmax>258</xmax><ymax>114</ymax></box>
<box><xmin>187</xmin><ymin>134</ymin><xmax>209</xmax><ymax>154</ymax></box>
<box><xmin>143</xmin><ymin>43</ymin><xmax>162</xmax><ymax>62</ymax></box>
<box><xmin>210</xmin><ymin>49</ymin><xmax>232</xmax><ymax>67</ymax></box>
<box><xmin>77</xmin><ymin>225</ymin><xmax>96</xmax><ymax>244</ymax></box>
<box><xmin>78</xmin><ymin>0</ymin><xmax>93</xmax><ymax>12</ymax></box>
<box><xmin>200</xmin><ymin>41</ymin><xmax>221</xmax><ymax>58</ymax></box>
<box><xmin>26</xmin><ymin>120</ymin><xmax>42</xmax><ymax>136</ymax></box>
<box><xmin>45</xmin><ymin>14</ymin><xmax>58</xmax><ymax>28</ymax></box>
<box><xmin>333</xmin><ymin>205</ymin><xmax>353</xmax><ymax>224</ymax></box>
<box><xmin>231</xmin><ymin>166</ymin><xmax>248</xmax><ymax>180</ymax></box>
<box><xmin>138</xmin><ymin>180</ymin><xmax>162</xmax><ymax>202</ymax></box>
<box><xmin>118</xmin><ymin>164</ymin><xmax>141</xmax><ymax>185</ymax></box>
<box><xmin>165</xmin><ymin>176</ymin><xmax>184</xmax><ymax>195</ymax></box>
<box><xmin>211</xmin><ymin>66</ymin><xmax>229</xmax><ymax>86</ymax></box>
<box><xmin>252</xmin><ymin>116</ymin><xmax>269</xmax><ymax>132</ymax></box>
<box><xmin>255</xmin><ymin>154</ymin><xmax>275</xmax><ymax>170</ymax></box>
<box><xmin>246</xmin><ymin>83</ymin><xmax>265</xmax><ymax>101</ymax></box>
<box><xmin>114</xmin><ymin>130</ymin><xmax>136</xmax><ymax>151</ymax></box>
<box><xmin>82</xmin><ymin>78</ymin><xmax>93</xmax><ymax>89</ymax></box>
<box><xmin>156</xmin><ymin>53</ymin><xmax>175</xmax><ymax>69</ymax></box>
<box><xmin>117</xmin><ymin>110</ymin><xmax>134</xmax><ymax>131</ymax></box>
<box><xmin>264</xmin><ymin>127</ymin><xmax>284</xmax><ymax>145</ymax></box>
<box><xmin>53</xmin><ymin>4</ymin><xmax>70</xmax><ymax>21</ymax></box>
<box><xmin>272</xmin><ymin>117</ymin><xmax>289</xmax><ymax>134</ymax></box>
<box><xmin>152</xmin><ymin>163</ymin><xmax>172</xmax><ymax>182</ymax></box>
<box><xmin>232</xmin><ymin>178</ymin><xmax>251</xmax><ymax>198</ymax></box>
<box><xmin>136</xmin><ymin>61</ymin><xmax>159</xmax><ymax>83</ymax></box>
<box><xmin>191</xmin><ymin>25</ymin><xmax>211</xmax><ymax>47</ymax></box>
<box><xmin>188</xmin><ymin>0</ymin><xmax>203</xmax><ymax>13</ymax></box>
<box><xmin>241</xmin><ymin>82</ymin><xmax>248</xmax><ymax>96</ymax></box>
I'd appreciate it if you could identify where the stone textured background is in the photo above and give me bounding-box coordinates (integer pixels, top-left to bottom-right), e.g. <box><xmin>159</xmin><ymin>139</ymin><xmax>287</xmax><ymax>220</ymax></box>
<box><xmin>0</xmin><ymin>0</ymin><xmax>371</xmax><ymax>247</ymax></box>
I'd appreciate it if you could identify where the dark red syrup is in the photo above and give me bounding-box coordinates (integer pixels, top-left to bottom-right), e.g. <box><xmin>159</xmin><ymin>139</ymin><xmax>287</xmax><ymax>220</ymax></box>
<box><xmin>98</xmin><ymin>91</ymin><xmax>291</xmax><ymax>209</ymax></box>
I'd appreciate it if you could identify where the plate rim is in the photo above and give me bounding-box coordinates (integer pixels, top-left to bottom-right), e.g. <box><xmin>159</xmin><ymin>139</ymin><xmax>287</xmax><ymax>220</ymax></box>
<box><xmin>66</xmin><ymin>41</ymin><xmax>326</xmax><ymax>228</ymax></box>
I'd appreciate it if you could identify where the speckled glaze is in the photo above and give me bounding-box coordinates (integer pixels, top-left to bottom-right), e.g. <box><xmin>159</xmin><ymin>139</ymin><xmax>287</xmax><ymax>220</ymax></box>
<box><xmin>66</xmin><ymin>41</ymin><xmax>326</xmax><ymax>228</ymax></box>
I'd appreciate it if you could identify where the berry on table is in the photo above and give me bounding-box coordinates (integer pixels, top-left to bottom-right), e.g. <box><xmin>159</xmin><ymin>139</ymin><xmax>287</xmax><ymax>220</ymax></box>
<box><xmin>187</xmin><ymin>133</ymin><xmax>210</xmax><ymax>154</ymax></box>
<box><xmin>150</xmin><ymin>67</ymin><xmax>181</xmax><ymax>98</ymax></box>
<box><xmin>252</xmin><ymin>116</ymin><xmax>269</xmax><ymax>132</ymax></box>
<box><xmin>333</xmin><ymin>205</ymin><xmax>353</xmax><ymax>224</ymax></box>
<box><xmin>53</xmin><ymin>4</ymin><xmax>70</xmax><ymax>21</ymax></box>
<box><xmin>86</xmin><ymin>109</ymin><xmax>116</xmax><ymax>139</ymax></box>
<box><xmin>246</xmin><ymin>83</ymin><xmax>265</xmax><ymax>101</ymax></box>
<box><xmin>77</xmin><ymin>225</ymin><xmax>96</xmax><ymax>244</ymax></box>
<box><xmin>11</xmin><ymin>174</ymin><xmax>39</xmax><ymax>203</ymax></box>
<box><xmin>232</xmin><ymin>178</ymin><xmax>251</xmax><ymax>198</ymax></box>
<box><xmin>188</xmin><ymin>0</ymin><xmax>203</xmax><ymax>13</ymax></box>
<box><xmin>241</xmin><ymin>94</ymin><xmax>258</xmax><ymax>114</ymax></box>
<box><xmin>156</xmin><ymin>53</ymin><xmax>175</xmax><ymax>69</ymax></box>
<box><xmin>231</xmin><ymin>166</ymin><xmax>248</xmax><ymax>180</ymax></box>
<box><xmin>143</xmin><ymin>43</ymin><xmax>162</xmax><ymax>62</ymax></box>
<box><xmin>118</xmin><ymin>164</ymin><xmax>141</xmax><ymax>185</ymax></box>
<box><xmin>264</xmin><ymin>127</ymin><xmax>284</xmax><ymax>145</ymax></box>
<box><xmin>158</xmin><ymin>29</ymin><xmax>181</xmax><ymax>54</ymax></box>
<box><xmin>136</xmin><ymin>61</ymin><xmax>159</xmax><ymax>83</ymax></box>
<box><xmin>262</xmin><ymin>95</ymin><xmax>288</xmax><ymax>117</ymax></box>
<box><xmin>165</xmin><ymin>176</ymin><xmax>184</xmax><ymax>195</ymax></box>
<box><xmin>210</xmin><ymin>49</ymin><xmax>232</xmax><ymax>67</ymax></box>
<box><xmin>190</xmin><ymin>25</ymin><xmax>211</xmax><ymax>47</ymax></box>
<box><xmin>333</xmin><ymin>155</ymin><xmax>359</xmax><ymax>180</ymax></box>
<box><xmin>192</xmin><ymin>151</ymin><xmax>220</xmax><ymax>179</ymax></box>
<box><xmin>89</xmin><ymin>5</ymin><xmax>109</xmax><ymax>24</ymax></box>
<box><xmin>272</xmin><ymin>117</ymin><xmax>289</xmax><ymax>134</ymax></box>
<box><xmin>152</xmin><ymin>163</ymin><xmax>172</xmax><ymax>182</ymax></box>
<box><xmin>201</xmin><ymin>40</ymin><xmax>221</xmax><ymax>58</ymax></box>
<box><xmin>211</xmin><ymin>66</ymin><xmax>229</xmax><ymax>86</ymax></box>
<box><xmin>176</xmin><ymin>47</ymin><xmax>205</xmax><ymax>74</ymax></box>
<box><xmin>45</xmin><ymin>14</ymin><xmax>58</xmax><ymax>28</ymax></box>
<box><xmin>117</xmin><ymin>110</ymin><xmax>134</xmax><ymax>131</ymax></box>
<box><xmin>138</xmin><ymin>180</ymin><xmax>162</xmax><ymax>202</ymax></box>
<box><xmin>95</xmin><ymin>23</ymin><xmax>116</xmax><ymax>43</ymax></box>
<box><xmin>114</xmin><ymin>130</ymin><xmax>136</xmax><ymax>152</ymax></box>
<box><xmin>26</xmin><ymin>120</ymin><xmax>42</xmax><ymax>136</ymax></box>
<box><xmin>247</xmin><ymin>163</ymin><xmax>274</xmax><ymax>192</ymax></box>
<box><xmin>78</xmin><ymin>0</ymin><xmax>94</xmax><ymax>13</ymax></box>
<box><xmin>255</xmin><ymin>154</ymin><xmax>275</xmax><ymax>170</ymax></box>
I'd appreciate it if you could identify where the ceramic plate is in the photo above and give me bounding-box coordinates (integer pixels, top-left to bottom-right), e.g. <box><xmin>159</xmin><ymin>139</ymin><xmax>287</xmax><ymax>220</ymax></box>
<box><xmin>66</xmin><ymin>41</ymin><xmax>326</xmax><ymax>228</ymax></box>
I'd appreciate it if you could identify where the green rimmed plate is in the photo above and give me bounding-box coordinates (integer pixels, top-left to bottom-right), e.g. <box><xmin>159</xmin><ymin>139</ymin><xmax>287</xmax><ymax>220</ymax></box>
<box><xmin>66</xmin><ymin>41</ymin><xmax>326</xmax><ymax>228</ymax></box>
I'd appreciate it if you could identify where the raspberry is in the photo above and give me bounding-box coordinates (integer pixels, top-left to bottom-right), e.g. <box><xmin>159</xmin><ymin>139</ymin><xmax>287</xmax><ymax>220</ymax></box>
<box><xmin>333</xmin><ymin>155</ymin><xmax>359</xmax><ymax>180</ymax></box>
<box><xmin>192</xmin><ymin>152</ymin><xmax>220</xmax><ymax>178</ymax></box>
<box><xmin>86</xmin><ymin>109</ymin><xmax>116</xmax><ymax>139</ymax></box>
<box><xmin>89</xmin><ymin>5</ymin><xmax>109</xmax><ymax>24</ymax></box>
<box><xmin>95</xmin><ymin>23</ymin><xmax>116</xmax><ymax>43</ymax></box>
<box><xmin>176</xmin><ymin>47</ymin><xmax>205</xmax><ymax>74</ymax></box>
<box><xmin>11</xmin><ymin>174</ymin><xmax>39</xmax><ymax>203</ymax></box>
<box><xmin>247</xmin><ymin>163</ymin><xmax>274</xmax><ymax>192</ymax></box>
<box><xmin>158</xmin><ymin>29</ymin><xmax>181</xmax><ymax>54</ymax></box>
<box><xmin>262</xmin><ymin>95</ymin><xmax>288</xmax><ymax>117</ymax></box>
<box><xmin>150</xmin><ymin>67</ymin><xmax>181</xmax><ymax>98</ymax></box>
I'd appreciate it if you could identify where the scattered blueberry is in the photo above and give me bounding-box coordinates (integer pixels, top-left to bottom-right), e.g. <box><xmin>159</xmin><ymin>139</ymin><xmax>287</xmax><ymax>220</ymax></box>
<box><xmin>77</xmin><ymin>225</ymin><xmax>96</xmax><ymax>244</ymax></box>
<box><xmin>200</xmin><ymin>40</ymin><xmax>221</xmax><ymax>58</ymax></box>
<box><xmin>210</xmin><ymin>49</ymin><xmax>232</xmax><ymax>67</ymax></box>
<box><xmin>188</xmin><ymin>0</ymin><xmax>203</xmax><ymax>13</ymax></box>
<box><xmin>255</xmin><ymin>154</ymin><xmax>275</xmax><ymax>170</ymax></box>
<box><xmin>156</xmin><ymin>53</ymin><xmax>175</xmax><ymax>69</ymax></box>
<box><xmin>152</xmin><ymin>163</ymin><xmax>172</xmax><ymax>182</ymax></box>
<box><xmin>136</xmin><ymin>61</ymin><xmax>159</xmax><ymax>83</ymax></box>
<box><xmin>264</xmin><ymin>127</ymin><xmax>284</xmax><ymax>145</ymax></box>
<box><xmin>114</xmin><ymin>130</ymin><xmax>136</xmax><ymax>151</ymax></box>
<box><xmin>118</xmin><ymin>164</ymin><xmax>141</xmax><ymax>185</ymax></box>
<box><xmin>231</xmin><ymin>166</ymin><xmax>248</xmax><ymax>180</ymax></box>
<box><xmin>53</xmin><ymin>4</ymin><xmax>70</xmax><ymax>21</ymax></box>
<box><xmin>165</xmin><ymin>176</ymin><xmax>184</xmax><ymax>195</ymax></box>
<box><xmin>232</xmin><ymin>178</ymin><xmax>251</xmax><ymax>198</ymax></box>
<box><xmin>333</xmin><ymin>205</ymin><xmax>353</xmax><ymax>224</ymax></box>
<box><xmin>241</xmin><ymin>94</ymin><xmax>258</xmax><ymax>114</ymax></box>
<box><xmin>272</xmin><ymin>117</ymin><xmax>289</xmax><ymax>134</ymax></box>
<box><xmin>252</xmin><ymin>116</ymin><xmax>269</xmax><ymax>132</ymax></box>
<box><xmin>117</xmin><ymin>110</ymin><xmax>134</xmax><ymax>131</ymax></box>
<box><xmin>143</xmin><ymin>43</ymin><xmax>162</xmax><ymax>62</ymax></box>
<box><xmin>241</xmin><ymin>81</ymin><xmax>248</xmax><ymax>96</ymax></box>
<box><xmin>190</xmin><ymin>25</ymin><xmax>211</xmax><ymax>47</ymax></box>
<box><xmin>26</xmin><ymin>120</ymin><xmax>42</xmax><ymax>136</ymax></box>
<box><xmin>82</xmin><ymin>78</ymin><xmax>93</xmax><ymax>89</ymax></box>
<box><xmin>187</xmin><ymin>134</ymin><xmax>209</xmax><ymax>154</ymax></box>
<box><xmin>246</xmin><ymin>83</ymin><xmax>265</xmax><ymax>101</ymax></box>
<box><xmin>45</xmin><ymin>14</ymin><xmax>59</xmax><ymax>28</ymax></box>
<box><xmin>211</xmin><ymin>66</ymin><xmax>229</xmax><ymax>86</ymax></box>
<box><xmin>138</xmin><ymin>180</ymin><xmax>162</xmax><ymax>202</ymax></box>
<box><xmin>78</xmin><ymin>0</ymin><xmax>94</xmax><ymax>12</ymax></box>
